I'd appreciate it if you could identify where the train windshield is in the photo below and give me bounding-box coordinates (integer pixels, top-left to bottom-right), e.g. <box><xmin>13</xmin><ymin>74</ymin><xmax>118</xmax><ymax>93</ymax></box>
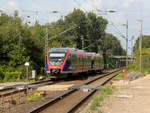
<box><xmin>49</xmin><ymin>53</ymin><xmax>66</xmax><ymax>65</ymax></box>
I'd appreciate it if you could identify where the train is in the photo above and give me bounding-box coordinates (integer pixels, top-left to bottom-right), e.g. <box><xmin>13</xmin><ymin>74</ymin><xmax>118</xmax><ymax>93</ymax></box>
<box><xmin>45</xmin><ymin>48</ymin><xmax>104</xmax><ymax>78</ymax></box>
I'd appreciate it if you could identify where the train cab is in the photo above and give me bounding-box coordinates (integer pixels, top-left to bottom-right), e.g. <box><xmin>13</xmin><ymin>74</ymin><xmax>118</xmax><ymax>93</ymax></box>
<box><xmin>47</xmin><ymin>48</ymin><xmax>76</xmax><ymax>76</ymax></box>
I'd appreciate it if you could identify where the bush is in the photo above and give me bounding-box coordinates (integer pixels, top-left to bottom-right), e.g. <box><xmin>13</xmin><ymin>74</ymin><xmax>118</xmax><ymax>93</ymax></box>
<box><xmin>132</xmin><ymin>49</ymin><xmax>150</xmax><ymax>73</ymax></box>
<box><xmin>4</xmin><ymin>71</ymin><xmax>22</xmax><ymax>81</ymax></box>
<box><xmin>0</xmin><ymin>67</ymin><xmax>5</xmax><ymax>80</ymax></box>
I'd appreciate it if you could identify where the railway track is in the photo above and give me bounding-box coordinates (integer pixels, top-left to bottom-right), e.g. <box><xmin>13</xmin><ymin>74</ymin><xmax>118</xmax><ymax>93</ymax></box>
<box><xmin>0</xmin><ymin>80</ymin><xmax>55</xmax><ymax>98</ymax></box>
<box><xmin>0</xmin><ymin>68</ymin><xmax>119</xmax><ymax>98</ymax></box>
<box><xmin>30</xmin><ymin>68</ymin><xmax>123</xmax><ymax>113</ymax></box>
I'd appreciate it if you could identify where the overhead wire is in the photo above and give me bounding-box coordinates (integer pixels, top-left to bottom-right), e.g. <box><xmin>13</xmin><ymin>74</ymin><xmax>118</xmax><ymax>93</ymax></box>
<box><xmin>73</xmin><ymin>0</ymin><xmax>88</xmax><ymax>12</ymax></box>
<box><xmin>48</xmin><ymin>25</ymin><xmax>77</xmax><ymax>41</ymax></box>
<box><xmin>83</xmin><ymin>21</ymin><xmax>108</xmax><ymax>50</ymax></box>
<box><xmin>108</xmin><ymin>23</ymin><xmax>125</xmax><ymax>39</ymax></box>
<box><xmin>73</xmin><ymin>0</ymin><xmax>125</xmax><ymax>50</ymax></box>
<box><xmin>110</xmin><ymin>23</ymin><xmax>125</xmax><ymax>38</ymax></box>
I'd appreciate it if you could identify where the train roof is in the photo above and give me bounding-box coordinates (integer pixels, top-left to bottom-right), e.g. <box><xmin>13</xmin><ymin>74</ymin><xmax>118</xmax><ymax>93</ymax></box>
<box><xmin>49</xmin><ymin>48</ymin><xmax>77</xmax><ymax>52</ymax></box>
<box><xmin>49</xmin><ymin>48</ymin><xmax>101</xmax><ymax>56</ymax></box>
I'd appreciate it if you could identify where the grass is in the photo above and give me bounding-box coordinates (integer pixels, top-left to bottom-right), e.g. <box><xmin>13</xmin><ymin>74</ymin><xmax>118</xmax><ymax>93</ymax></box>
<box><xmin>25</xmin><ymin>96</ymin><xmax>44</xmax><ymax>102</ymax></box>
<box><xmin>0</xmin><ymin>79</ymin><xmax>27</xmax><ymax>83</ymax></box>
<box><xmin>127</xmin><ymin>63</ymin><xmax>150</xmax><ymax>75</ymax></box>
<box><xmin>24</xmin><ymin>92</ymin><xmax>45</xmax><ymax>103</ymax></box>
<box><xmin>90</xmin><ymin>86</ymin><xmax>115</xmax><ymax>110</ymax></box>
<box><xmin>0</xmin><ymin>79</ymin><xmax>36</xmax><ymax>84</ymax></box>
<box><xmin>142</xmin><ymin>70</ymin><xmax>150</xmax><ymax>74</ymax></box>
<box><xmin>112</xmin><ymin>73</ymin><xmax>124</xmax><ymax>81</ymax></box>
<box><xmin>11</xmin><ymin>99</ymin><xmax>17</xmax><ymax>105</ymax></box>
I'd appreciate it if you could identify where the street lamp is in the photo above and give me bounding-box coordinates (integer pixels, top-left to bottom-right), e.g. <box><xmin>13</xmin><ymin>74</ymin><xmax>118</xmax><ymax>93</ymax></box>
<box><xmin>45</xmin><ymin>11</ymin><xmax>60</xmax><ymax>74</ymax></box>
<box><xmin>137</xmin><ymin>19</ymin><xmax>143</xmax><ymax>72</ymax></box>
<box><xmin>50</xmin><ymin>10</ymin><xmax>64</xmax><ymax>20</ymax></box>
<box><xmin>25</xmin><ymin>62</ymin><xmax>30</xmax><ymax>80</ymax></box>
<box><xmin>50</xmin><ymin>11</ymin><xmax>59</xmax><ymax>13</ymax></box>
<box><xmin>96</xmin><ymin>9</ymin><xmax>117</xmax><ymax>14</ymax></box>
<box><xmin>108</xmin><ymin>10</ymin><xmax>117</xmax><ymax>13</ymax></box>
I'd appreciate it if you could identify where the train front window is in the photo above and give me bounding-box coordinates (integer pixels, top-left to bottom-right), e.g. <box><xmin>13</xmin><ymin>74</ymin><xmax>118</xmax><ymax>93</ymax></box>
<box><xmin>49</xmin><ymin>53</ymin><xmax>66</xmax><ymax>65</ymax></box>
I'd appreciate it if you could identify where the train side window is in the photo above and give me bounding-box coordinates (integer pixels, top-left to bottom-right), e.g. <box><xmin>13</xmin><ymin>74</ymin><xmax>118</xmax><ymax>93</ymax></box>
<box><xmin>71</xmin><ymin>54</ymin><xmax>76</xmax><ymax>65</ymax></box>
<box><xmin>79</xmin><ymin>57</ymin><xmax>82</xmax><ymax>66</ymax></box>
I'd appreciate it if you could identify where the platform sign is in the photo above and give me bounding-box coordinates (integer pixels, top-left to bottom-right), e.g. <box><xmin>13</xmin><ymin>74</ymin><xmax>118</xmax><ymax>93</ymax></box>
<box><xmin>32</xmin><ymin>70</ymin><xmax>36</xmax><ymax>79</ymax></box>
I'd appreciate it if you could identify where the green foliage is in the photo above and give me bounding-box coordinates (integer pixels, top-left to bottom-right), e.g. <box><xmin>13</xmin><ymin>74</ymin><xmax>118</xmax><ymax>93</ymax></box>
<box><xmin>25</xmin><ymin>95</ymin><xmax>44</xmax><ymax>102</ymax></box>
<box><xmin>101</xmin><ymin>33</ymin><xmax>125</xmax><ymax>68</ymax></box>
<box><xmin>133</xmin><ymin>36</ymin><xmax>150</xmax><ymax>73</ymax></box>
<box><xmin>64</xmin><ymin>9</ymin><xmax>108</xmax><ymax>52</ymax></box>
<box><xmin>4</xmin><ymin>71</ymin><xmax>22</xmax><ymax>81</ymax></box>
<box><xmin>0</xmin><ymin>9</ymin><xmax>124</xmax><ymax>79</ymax></box>
<box><xmin>25</xmin><ymin>92</ymin><xmax>45</xmax><ymax>103</ymax></box>
<box><xmin>11</xmin><ymin>99</ymin><xmax>17</xmax><ymax>105</ymax></box>
<box><xmin>86</xmin><ymin>12</ymin><xmax>107</xmax><ymax>52</ymax></box>
<box><xmin>0</xmin><ymin>13</ymin><xmax>30</xmax><ymax>71</ymax></box>
<box><xmin>0</xmin><ymin>67</ymin><xmax>5</xmax><ymax>80</ymax></box>
<box><xmin>90</xmin><ymin>86</ymin><xmax>114</xmax><ymax>110</ymax></box>
<box><xmin>112</xmin><ymin>73</ymin><xmax>124</xmax><ymax>81</ymax></box>
<box><xmin>101</xmin><ymin>33</ymin><xmax>125</xmax><ymax>55</ymax></box>
<box><xmin>134</xmin><ymin>35</ymin><xmax>150</xmax><ymax>52</ymax></box>
<box><xmin>128</xmin><ymin>64</ymin><xmax>137</xmax><ymax>72</ymax></box>
<box><xmin>130</xmin><ymin>49</ymin><xmax>150</xmax><ymax>73</ymax></box>
<box><xmin>8</xmin><ymin>45</ymin><xmax>28</xmax><ymax>67</ymax></box>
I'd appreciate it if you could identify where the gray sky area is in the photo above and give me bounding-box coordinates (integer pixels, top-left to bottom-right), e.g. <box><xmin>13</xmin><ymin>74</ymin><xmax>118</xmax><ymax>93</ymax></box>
<box><xmin>0</xmin><ymin>0</ymin><xmax>149</xmax><ymax>55</ymax></box>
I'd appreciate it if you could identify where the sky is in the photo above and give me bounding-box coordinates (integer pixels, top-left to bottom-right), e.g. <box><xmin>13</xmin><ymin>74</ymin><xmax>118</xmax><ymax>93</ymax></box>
<box><xmin>0</xmin><ymin>0</ymin><xmax>149</xmax><ymax>55</ymax></box>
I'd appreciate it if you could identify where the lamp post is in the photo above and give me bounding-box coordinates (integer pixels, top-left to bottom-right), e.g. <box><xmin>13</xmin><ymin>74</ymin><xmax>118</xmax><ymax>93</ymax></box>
<box><xmin>45</xmin><ymin>11</ymin><xmax>60</xmax><ymax>73</ymax></box>
<box><xmin>131</xmin><ymin>36</ymin><xmax>134</xmax><ymax>63</ymax></box>
<box><xmin>122</xmin><ymin>20</ymin><xmax>128</xmax><ymax>67</ymax></box>
<box><xmin>25</xmin><ymin>62</ymin><xmax>30</xmax><ymax>80</ymax></box>
<box><xmin>81</xmin><ymin>36</ymin><xmax>84</xmax><ymax>50</ymax></box>
<box><xmin>137</xmin><ymin>19</ymin><xmax>143</xmax><ymax>72</ymax></box>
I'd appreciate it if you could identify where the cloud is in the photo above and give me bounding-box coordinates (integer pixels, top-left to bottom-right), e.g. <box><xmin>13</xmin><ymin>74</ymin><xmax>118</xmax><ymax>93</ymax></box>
<box><xmin>8</xmin><ymin>1</ymin><xmax>17</xmax><ymax>8</ymax></box>
<box><xmin>122</xmin><ymin>0</ymin><xmax>138</xmax><ymax>8</ymax></box>
<box><xmin>4</xmin><ymin>1</ymin><xmax>19</xmax><ymax>11</ymax></box>
<box><xmin>0</xmin><ymin>1</ymin><xmax>20</xmax><ymax>16</ymax></box>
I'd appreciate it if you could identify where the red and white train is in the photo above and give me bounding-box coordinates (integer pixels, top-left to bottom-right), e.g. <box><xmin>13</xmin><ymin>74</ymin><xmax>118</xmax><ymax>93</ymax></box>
<box><xmin>45</xmin><ymin>48</ymin><xmax>104</xmax><ymax>78</ymax></box>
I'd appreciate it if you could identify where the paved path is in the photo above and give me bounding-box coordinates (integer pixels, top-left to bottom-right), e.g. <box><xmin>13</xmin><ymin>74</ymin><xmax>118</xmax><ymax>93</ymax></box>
<box><xmin>0</xmin><ymin>82</ymin><xmax>29</xmax><ymax>89</ymax></box>
<box><xmin>101</xmin><ymin>75</ymin><xmax>150</xmax><ymax>113</ymax></box>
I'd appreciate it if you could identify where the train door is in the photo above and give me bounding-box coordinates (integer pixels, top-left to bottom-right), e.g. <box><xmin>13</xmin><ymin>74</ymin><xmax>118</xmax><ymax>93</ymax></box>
<box><xmin>65</xmin><ymin>55</ymin><xmax>71</xmax><ymax>71</ymax></box>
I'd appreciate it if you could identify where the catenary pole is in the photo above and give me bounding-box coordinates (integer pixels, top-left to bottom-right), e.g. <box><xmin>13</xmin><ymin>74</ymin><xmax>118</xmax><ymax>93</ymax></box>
<box><xmin>126</xmin><ymin>20</ymin><xmax>128</xmax><ymax>67</ymax></box>
<box><xmin>138</xmin><ymin>19</ymin><xmax>143</xmax><ymax>72</ymax></box>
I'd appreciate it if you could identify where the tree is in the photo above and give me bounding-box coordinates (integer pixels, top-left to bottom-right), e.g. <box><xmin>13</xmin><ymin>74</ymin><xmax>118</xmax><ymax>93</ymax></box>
<box><xmin>65</xmin><ymin>9</ymin><xmax>88</xmax><ymax>49</ymax></box>
<box><xmin>134</xmin><ymin>35</ymin><xmax>150</xmax><ymax>52</ymax></box>
<box><xmin>0</xmin><ymin>13</ymin><xmax>29</xmax><ymax>71</ymax></box>
<box><xmin>86</xmin><ymin>12</ymin><xmax>107</xmax><ymax>52</ymax></box>
<box><xmin>0</xmin><ymin>10</ymin><xmax>125</xmax><ymax>75</ymax></box>
<box><xmin>64</xmin><ymin>9</ymin><xmax>108</xmax><ymax>52</ymax></box>
<box><xmin>100</xmin><ymin>33</ymin><xmax>125</xmax><ymax>68</ymax></box>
